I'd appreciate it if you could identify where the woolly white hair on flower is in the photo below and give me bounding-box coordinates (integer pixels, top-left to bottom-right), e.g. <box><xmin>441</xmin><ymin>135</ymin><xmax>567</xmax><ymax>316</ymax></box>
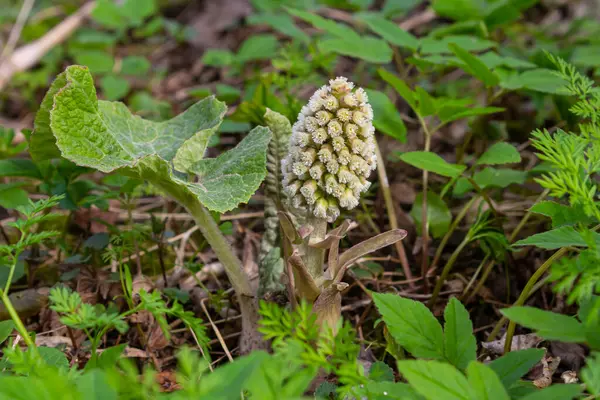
<box><xmin>282</xmin><ymin>77</ymin><xmax>376</xmax><ymax>222</ymax></box>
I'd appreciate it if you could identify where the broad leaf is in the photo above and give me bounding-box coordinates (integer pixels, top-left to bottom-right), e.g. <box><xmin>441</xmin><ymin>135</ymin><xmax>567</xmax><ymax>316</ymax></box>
<box><xmin>397</xmin><ymin>360</ymin><xmax>472</xmax><ymax>400</ymax></box>
<box><xmin>520</xmin><ymin>384</ymin><xmax>582</xmax><ymax>400</ymax></box>
<box><xmin>488</xmin><ymin>349</ymin><xmax>544</xmax><ymax>388</ymax></box>
<box><xmin>500</xmin><ymin>69</ymin><xmax>567</xmax><ymax>94</ymax></box>
<box><xmin>366</xmin><ymin>89</ymin><xmax>407</xmax><ymax>142</ymax></box>
<box><xmin>31</xmin><ymin>66</ymin><xmax>271</xmax><ymax>213</ymax></box>
<box><xmin>363</xmin><ymin>381</ymin><xmax>423</xmax><ymax>400</ymax></box>
<box><xmin>501</xmin><ymin>307</ymin><xmax>586</xmax><ymax>343</ymax></box>
<box><xmin>372</xmin><ymin>293</ymin><xmax>445</xmax><ymax>359</ymax></box>
<box><xmin>529</xmin><ymin>201</ymin><xmax>595</xmax><ymax>228</ymax></box>
<box><xmin>444</xmin><ymin>298</ymin><xmax>477</xmax><ymax>370</ymax></box>
<box><xmin>476</xmin><ymin>143</ymin><xmax>521</xmax><ymax>165</ymax></box>
<box><xmin>356</xmin><ymin>12</ymin><xmax>419</xmax><ymax>50</ymax></box>
<box><xmin>466</xmin><ymin>362</ymin><xmax>510</xmax><ymax>400</ymax></box>
<box><xmin>454</xmin><ymin>167</ymin><xmax>526</xmax><ymax>196</ymax></box>
<box><xmin>399</xmin><ymin>151</ymin><xmax>466</xmax><ymax>178</ymax></box>
<box><xmin>287</xmin><ymin>8</ymin><xmax>360</xmax><ymax>41</ymax></box>
<box><xmin>369</xmin><ymin>361</ymin><xmax>395</xmax><ymax>382</ymax></box>
<box><xmin>410</xmin><ymin>191</ymin><xmax>452</xmax><ymax>238</ymax></box>
<box><xmin>0</xmin><ymin>159</ymin><xmax>42</xmax><ymax>179</ymax></box>
<box><xmin>420</xmin><ymin>35</ymin><xmax>495</xmax><ymax>55</ymax></box>
<box><xmin>76</xmin><ymin>370</ymin><xmax>117</xmax><ymax>400</ymax></box>
<box><xmin>513</xmin><ymin>226</ymin><xmax>588</xmax><ymax>250</ymax></box>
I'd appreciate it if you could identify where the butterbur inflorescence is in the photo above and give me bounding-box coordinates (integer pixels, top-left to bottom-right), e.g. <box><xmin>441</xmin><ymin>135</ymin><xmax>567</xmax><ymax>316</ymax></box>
<box><xmin>282</xmin><ymin>77</ymin><xmax>376</xmax><ymax>222</ymax></box>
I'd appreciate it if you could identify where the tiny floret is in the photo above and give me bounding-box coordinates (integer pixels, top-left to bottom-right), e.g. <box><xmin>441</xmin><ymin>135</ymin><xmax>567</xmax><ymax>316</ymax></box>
<box><xmin>282</xmin><ymin>77</ymin><xmax>376</xmax><ymax>221</ymax></box>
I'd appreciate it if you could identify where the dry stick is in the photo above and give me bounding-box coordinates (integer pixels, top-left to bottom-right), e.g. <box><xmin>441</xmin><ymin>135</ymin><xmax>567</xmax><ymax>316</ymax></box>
<box><xmin>0</xmin><ymin>0</ymin><xmax>35</xmax><ymax>62</ymax></box>
<box><xmin>374</xmin><ymin>139</ymin><xmax>414</xmax><ymax>287</ymax></box>
<box><xmin>200</xmin><ymin>299</ymin><xmax>233</xmax><ymax>363</ymax></box>
<box><xmin>418</xmin><ymin>115</ymin><xmax>433</xmax><ymax>292</ymax></box>
<box><xmin>0</xmin><ymin>1</ymin><xmax>96</xmax><ymax>90</ymax></box>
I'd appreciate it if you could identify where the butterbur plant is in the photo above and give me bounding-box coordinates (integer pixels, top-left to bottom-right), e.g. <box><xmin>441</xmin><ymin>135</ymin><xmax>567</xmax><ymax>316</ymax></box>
<box><xmin>31</xmin><ymin>65</ymin><xmax>272</xmax><ymax>352</ymax></box>
<box><xmin>279</xmin><ymin>78</ymin><xmax>407</xmax><ymax>330</ymax></box>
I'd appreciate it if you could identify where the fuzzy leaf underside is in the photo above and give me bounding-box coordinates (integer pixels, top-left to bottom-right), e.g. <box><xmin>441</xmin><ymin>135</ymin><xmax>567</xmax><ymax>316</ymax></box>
<box><xmin>31</xmin><ymin>65</ymin><xmax>271</xmax><ymax>213</ymax></box>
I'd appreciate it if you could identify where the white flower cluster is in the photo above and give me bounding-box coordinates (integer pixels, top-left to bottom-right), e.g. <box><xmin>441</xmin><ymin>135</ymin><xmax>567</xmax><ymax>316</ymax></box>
<box><xmin>282</xmin><ymin>77</ymin><xmax>377</xmax><ymax>222</ymax></box>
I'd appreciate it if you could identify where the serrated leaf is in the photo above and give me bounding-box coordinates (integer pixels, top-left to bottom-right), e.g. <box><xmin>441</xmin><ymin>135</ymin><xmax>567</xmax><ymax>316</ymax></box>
<box><xmin>444</xmin><ymin>298</ymin><xmax>477</xmax><ymax>370</ymax></box>
<box><xmin>369</xmin><ymin>361</ymin><xmax>395</xmax><ymax>382</ymax></box>
<box><xmin>365</xmin><ymin>89</ymin><xmax>407</xmax><ymax>142</ymax></box>
<box><xmin>76</xmin><ymin>369</ymin><xmax>117</xmax><ymax>400</ymax></box>
<box><xmin>185</xmin><ymin>126</ymin><xmax>271</xmax><ymax>212</ymax></box>
<box><xmin>355</xmin><ymin>12</ymin><xmax>419</xmax><ymax>50</ymax></box>
<box><xmin>32</xmin><ymin>66</ymin><xmax>271</xmax><ymax>213</ymax></box>
<box><xmin>529</xmin><ymin>201</ymin><xmax>595</xmax><ymax>228</ymax></box>
<box><xmin>397</xmin><ymin>360</ymin><xmax>472</xmax><ymax>400</ymax></box>
<box><xmin>476</xmin><ymin>143</ymin><xmax>521</xmax><ymax>165</ymax></box>
<box><xmin>466</xmin><ymin>362</ymin><xmax>509</xmax><ymax>400</ymax></box>
<box><xmin>372</xmin><ymin>293</ymin><xmax>445</xmax><ymax>359</ymax></box>
<box><xmin>410</xmin><ymin>191</ymin><xmax>452</xmax><ymax>238</ymax></box>
<box><xmin>449</xmin><ymin>43</ymin><xmax>499</xmax><ymax>87</ymax></box>
<box><xmin>581</xmin><ymin>352</ymin><xmax>600</xmax><ymax>395</ymax></box>
<box><xmin>513</xmin><ymin>226</ymin><xmax>588</xmax><ymax>249</ymax></box>
<box><xmin>520</xmin><ymin>384</ymin><xmax>582</xmax><ymax>400</ymax></box>
<box><xmin>501</xmin><ymin>307</ymin><xmax>586</xmax><ymax>343</ymax></box>
<box><xmin>400</xmin><ymin>151</ymin><xmax>466</xmax><ymax>178</ymax></box>
<box><xmin>488</xmin><ymin>349</ymin><xmax>544</xmax><ymax>389</ymax></box>
<box><xmin>38</xmin><ymin>346</ymin><xmax>69</xmax><ymax>369</ymax></box>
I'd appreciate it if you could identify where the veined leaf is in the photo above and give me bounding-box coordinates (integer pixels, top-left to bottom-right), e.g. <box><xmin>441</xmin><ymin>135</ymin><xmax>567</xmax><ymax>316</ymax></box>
<box><xmin>466</xmin><ymin>362</ymin><xmax>510</xmax><ymax>400</ymax></box>
<box><xmin>476</xmin><ymin>143</ymin><xmax>521</xmax><ymax>165</ymax></box>
<box><xmin>501</xmin><ymin>307</ymin><xmax>586</xmax><ymax>343</ymax></box>
<box><xmin>365</xmin><ymin>89</ymin><xmax>407</xmax><ymax>142</ymax></box>
<box><xmin>397</xmin><ymin>360</ymin><xmax>472</xmax><ymax>400</ymax></box>
<box><xmin>31</xmin><ymin>66</ymin><xmax>271</xmax><ymax>213</ymax></box>
<box><xmin>520</xmin><ymin>384</ymin><xmax>582</xmax><ymax>400</ymax></box>
<box><xmin>488</xmin><ymin>349</ymin><xmax>544</xmax><ymax>388</ymax></box>
<box><xmin>444</xmin><ymin>298</ymin><xmax>477</xmax><ymax>370</ymax></box>
<box><xmin>529</xmin><ymin>201</ymin><xmax>595</xmax><ymax>228</ymax></box>
<box><xmin>399</xmin><ymin>151</ymin><xmax>466</xmax><ymax>178</ymax></box>
<box><xmin>372</xmin><ymin>293</ymin><xmax>445</xmax><ymax>359</ymax></box>
<box><xmin>513</xmin><ymin>226</ymin><xmax>588</xmax><ymax>249</ymax></box>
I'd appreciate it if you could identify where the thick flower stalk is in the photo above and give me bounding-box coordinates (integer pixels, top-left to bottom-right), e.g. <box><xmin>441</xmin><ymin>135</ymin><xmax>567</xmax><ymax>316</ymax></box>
<box><xmin>282</xmin><ymin>77</ymin><xmax>377</xmax><ymax>222</ymax></box>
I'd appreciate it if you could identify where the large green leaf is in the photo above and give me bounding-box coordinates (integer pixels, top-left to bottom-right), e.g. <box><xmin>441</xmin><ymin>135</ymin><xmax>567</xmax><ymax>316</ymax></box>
<box><xmin>397</xmin><ymin>360</ymin><xmax>473</xmax><ymax>400</ymax></box>
<box><xmin>372</xmin><ymin>293</ymin><xmax>445</xmax><ymax>359</ymax></box>
<box><xmin>31</xmin><ymin>66</ymin><xmax>271</xmax><ymax>213</ymax></box>
<box><xmin>318</xmin><ymin>36</ymin><xmax>393</xmax><ymax>63</ymax></box>
<box><xmin>466</xmin><ymin>362</ymin><xmax>510</xmax><ymax>400</ymax></box>
<box><xmin>520</xmin><ymin>384</ymin><xmax>582</xmax><ymax>400</ymax></box>
<box><xmin>501</xmin><ymin>307</ymin><xmax>586</xmax><ymax>343</ymax></box>
<box><xmin>444</xmin><ymin>298</ymin><xmax>477</xmax><ymax>370</ymax></box>
<box><xmin>449</xmin><ymin>43</ymin><xmax>499</xmax><ymax>87</ymax></box>
<box><xmin>76</xmin><ymin>370</ymin><xmax>117</xmax><ymax>400</ymax></box>
<box><xmin>529</xmin><ymin>201</ymin><xmax>595</xmax><ymax>228</ymax></box>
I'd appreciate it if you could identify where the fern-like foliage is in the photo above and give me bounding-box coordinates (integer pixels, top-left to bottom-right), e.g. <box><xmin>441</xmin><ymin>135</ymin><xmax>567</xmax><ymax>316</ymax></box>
<box><xmin>530</xmin><ymin>55</ymin><xmax>600</xmax><ymax>303</ymax></box>
<box><xmin>258</xmin><ymin>300</ymin><xmax>366</xmax><ymax>394</ymax></box>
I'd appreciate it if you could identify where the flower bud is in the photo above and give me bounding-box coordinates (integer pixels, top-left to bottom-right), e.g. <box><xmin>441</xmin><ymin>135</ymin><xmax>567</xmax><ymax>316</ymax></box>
<box><xmin>282</xmin><ymin>77</ymin><xmax>376</xmax><ymax>220</ymax></box>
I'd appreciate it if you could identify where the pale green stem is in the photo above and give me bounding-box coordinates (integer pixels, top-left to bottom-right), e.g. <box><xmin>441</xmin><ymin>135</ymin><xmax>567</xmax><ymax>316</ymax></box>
<box><xmin>418</xmin><ymin>115</ymin><xmax>432</xmax><ymax>291</ymax></box>
<box><xmin>184</xmin><ymin>200</ymin><xmax>264</xmax><ymax>352</ymax></box>
<box><xmin>461</xmin><ymin>255</ymin><xmax>490</xmax><ymax>301</ymax></box>
<box><xmin>428</xmin><ymin>235</ymin><xmax>471</xmax><ymax>308</ymax></box>
<box><xmin>0</xmin><ymin>289</ymin><xmax>34</xmax><ymax>348</ymax></box>
<box><xmin>303</xmin><ymin>215</ymin><xmax>328</xmax><ymax>280</ymax></box>
<box><xmin>487</xmin><ymin>247</ymin><xmax>567</xmax><ymax>350</ymax></box>
<box><xmin>430</xmin><ymin>196</ymin><xmax>478</xmax><ymax>275</ymax></box>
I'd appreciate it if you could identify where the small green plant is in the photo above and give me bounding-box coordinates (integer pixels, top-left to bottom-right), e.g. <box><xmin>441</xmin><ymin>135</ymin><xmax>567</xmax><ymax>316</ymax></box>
<box><xmin>0</xmin><ymin>195</ymin><xmax>63</xmax><ymax>347</ymax></box>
